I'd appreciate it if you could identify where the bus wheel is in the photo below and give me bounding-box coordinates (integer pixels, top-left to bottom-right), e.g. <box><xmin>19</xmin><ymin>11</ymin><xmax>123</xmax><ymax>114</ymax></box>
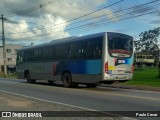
<box><xmin>48</xmin><ymin>80</ymin><xmax>54</xmax><ymax>85</ymax></box>
<box><xmin>62</xmin><ymin>73</ymin><xmax>72</xmax><ymax>88</ymax></box>
<box><xmin>72</xmin><ymin>83</ymin><xmax>79</xmax><ymax>88</ymax></box>
<box><xmin>86</xmin><ymin>83</ymin><xmax>97</xmax><ymax>88</ymax></box>
<box><xmin>103</xmin><ymin>81</ymin><xmax>114</xmax><ymax>84</ymax></box>
<box><xmin>25</xmin><ymin>72</ymin><xmax>35</xmax><ymax>83</ymax></box>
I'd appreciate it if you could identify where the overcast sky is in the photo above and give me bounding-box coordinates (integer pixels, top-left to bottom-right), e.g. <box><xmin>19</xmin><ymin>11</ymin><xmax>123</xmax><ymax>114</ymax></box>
<box><xmin>0</xmin><ymin>0</ymin><xmax>160</xmax><ymax>45</ymax></box>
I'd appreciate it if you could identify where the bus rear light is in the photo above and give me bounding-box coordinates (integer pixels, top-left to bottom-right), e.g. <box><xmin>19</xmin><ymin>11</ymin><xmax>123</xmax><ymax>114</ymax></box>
<box><xmin>105</xmin><ymin>62</ymin><xmax>108</xmax><ymax>73</ymax></box>
<box><xmin>131</xmin><ymin>64</ymin><xmax>134</xmax><ymax>73</ymax></box>
<box><xmin>114</xmin><ymin>58</ymin><xmax>117</xmax><ymax>65</ymax></box>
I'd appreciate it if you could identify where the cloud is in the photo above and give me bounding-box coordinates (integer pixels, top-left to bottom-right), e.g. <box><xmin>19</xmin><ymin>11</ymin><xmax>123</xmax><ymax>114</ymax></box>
<box><xmin>111</xmin><ymin>28</ymin><xmax>127</xmax><ymax>33</ymax></box>
<box><xmin>0</xmin><ymin>0</ymin><xmax>108</xmax><ymax>45</ymax></box>
<box><xmin>150</xmin><ymin>20</ymin><xmax>160</xmax><ymax>25</ymax></box>
<box><xmin>103</xmin><ymin>9</ymin><xmax>120</xmax><ymax>22</ymax></box>
<box><xmin>1</xmin><ymin>0</ymin><xmax>106</xmax><ymax>18</ymax></box>
<box><xmin>5</xmin><ymin>15</ymin><xmax>70</xmax><ymax>43</ymax></box>
<box><xmin>6</xmin><ymin>19</ymin><xmax>34</xmax><ymax>39</ymax></box>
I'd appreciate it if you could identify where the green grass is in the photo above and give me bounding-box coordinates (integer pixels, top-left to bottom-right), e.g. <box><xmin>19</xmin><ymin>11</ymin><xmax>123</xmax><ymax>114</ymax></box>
<box><xmin>0</xmin><ymin>73</ymin><xmax>17</xmax><ymax>79</ymax></box>
<box><xmin>124</xmin><ymin>67</ymin><xmax>160</xmax><ymax>87</ymax></box>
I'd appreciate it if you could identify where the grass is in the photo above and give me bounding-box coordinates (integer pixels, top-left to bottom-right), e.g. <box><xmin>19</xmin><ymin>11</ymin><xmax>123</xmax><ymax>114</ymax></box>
<box><xmin>0</xmin><ymin>73</ymin><xmax>17</xmax><ymax>79</ymax></box>
<box><xmin>124</xmin><ymin>67</ymin><xmax>160</xmax><ymax>87</ymax></box>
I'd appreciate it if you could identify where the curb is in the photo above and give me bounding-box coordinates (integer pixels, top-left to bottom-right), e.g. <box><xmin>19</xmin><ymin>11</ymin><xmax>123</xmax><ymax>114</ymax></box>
<box><xmin>101</xmin><ymin>84</ymin><xmax>160</xmax><ymax>92</ymax></box>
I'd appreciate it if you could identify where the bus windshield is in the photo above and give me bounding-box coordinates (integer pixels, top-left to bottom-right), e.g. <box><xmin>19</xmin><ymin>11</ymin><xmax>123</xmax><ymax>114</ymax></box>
<box><xmin>108</xmin><ymin>36</ymin><xmax>133</xmax><ymax>57</ymax></box>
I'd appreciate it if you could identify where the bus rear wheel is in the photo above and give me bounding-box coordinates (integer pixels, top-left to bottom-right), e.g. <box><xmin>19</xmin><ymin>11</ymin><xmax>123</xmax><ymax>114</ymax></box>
<box><xmin>48</xmin><ymin>80</ymin><xmax>54</xmax><ymax>85</ymax></box>
<box><xmin>62</xmin><ymin>73</ymin><xmax>73</xmax><ymax>88</ymax></box>
<box><xmin>86</xmin><ymin>83</ymin><xmax>97</xmax><ymax>88</ymax></box>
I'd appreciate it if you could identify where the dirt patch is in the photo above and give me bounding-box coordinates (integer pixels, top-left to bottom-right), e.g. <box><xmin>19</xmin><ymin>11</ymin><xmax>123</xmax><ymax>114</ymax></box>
<box><xmin>7</xmin><ymin>99</ymin><xmax>32</xmax><ymax>108</ymax></box>
<box><xmin>0</xmin><ymin>92</ymin><xmax>82</xmax><ymax>111</ymax></box>
<box><xmin>0</xmin><ymin>93</ymin><xmax>32</xmax><ymax>108</ymax></box>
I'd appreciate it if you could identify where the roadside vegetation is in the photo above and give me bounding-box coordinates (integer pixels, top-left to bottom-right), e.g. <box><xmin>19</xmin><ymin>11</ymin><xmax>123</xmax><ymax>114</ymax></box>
<box><xmin>125</xmin><ymin>67</ymin><xmax>160</xmax><ymax>87</ymax></box>
<box><xmin>0</xmin><ymin>73</ymin><xmax>17</xmax><ymax>79</ymax></box>
<box><xmin>134</xmin><ymin>27</ymin><xmax>160</xmax><ymax>78</ymax></box>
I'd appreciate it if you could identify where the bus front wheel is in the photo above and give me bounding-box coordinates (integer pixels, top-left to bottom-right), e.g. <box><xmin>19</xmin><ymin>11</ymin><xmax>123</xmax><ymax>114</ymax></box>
<box><xmin>25</xmin><ymin>72</ymin><xmax>35</xmax><ymax>83</ymax></box>
<box><xmin>62</xmin><ymin>72</ymin><xmax>72</xmax><ymax>88</ymax></box>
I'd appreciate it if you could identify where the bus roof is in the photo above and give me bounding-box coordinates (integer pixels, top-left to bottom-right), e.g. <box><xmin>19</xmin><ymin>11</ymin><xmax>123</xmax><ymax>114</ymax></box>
<box><xmin>18</xmin><ymin>32</ymin><xmax>131</xmax><ymax>51</ymax></box>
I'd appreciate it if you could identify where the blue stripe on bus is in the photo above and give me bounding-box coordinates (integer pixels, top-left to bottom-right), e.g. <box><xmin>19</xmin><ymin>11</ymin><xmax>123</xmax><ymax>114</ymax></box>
<box><xmin>56</xmin><ymin>59</ymin><xmax>102</xmax><ymax>75</ymax></box>
<box><xmin>115</xmin><ymin>55</ymin><xmax>134</xmax><ymax>66</ymax></box>
<box><xmin>125</xmin><ymin>55</ymin><xmax>134</xmax><ymax>65</ymax></box>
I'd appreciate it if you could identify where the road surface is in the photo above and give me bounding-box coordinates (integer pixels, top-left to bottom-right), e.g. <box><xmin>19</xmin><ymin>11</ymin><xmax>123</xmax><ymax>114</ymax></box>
<box><xmin>0</xmin><ymin>78</ymin><xmax>160</xmax><ymax>118</ymax></box>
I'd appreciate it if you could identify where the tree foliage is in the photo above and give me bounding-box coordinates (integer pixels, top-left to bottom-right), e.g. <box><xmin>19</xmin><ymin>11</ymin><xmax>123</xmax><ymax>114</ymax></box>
<box><xmin>138</xmin><ymin>27</ymin><xmax>160</xmax><ymax>56</ymax></box>
<box><xmin>137</xmin><ymin>27</ymin><xmax>160</xmax><ymax>77</ymax></box>
<box><xmin>134</xmin><ymin>40</ymin><xmax>141</xmax><ymax>53</ymax></box>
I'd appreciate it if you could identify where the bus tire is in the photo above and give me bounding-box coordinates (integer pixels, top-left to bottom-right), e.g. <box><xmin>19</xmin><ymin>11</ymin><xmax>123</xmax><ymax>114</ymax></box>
<box><xmin>72</xmin><ymin>83</ymin><xmax>79</xmax><ymax>88</ymax></box>
<box><xmin>103</xmin><ymin>81</ymin><xmax>114</xmax><ymax>84</ymax></box>
<box><xmin>118</xmin><ymin>80</ymin><xmax>128</xmax><ymax>83</ymax></box>
<box><xmin>86</xmin><ymin>83</ymin><xmax>97</xmax><ymax>88</ymax></box>
<box><xmin>25</xmin><ymin>72</ymin><xmax>35</xmax><ymax>83</ymax></box>
<box><xmin>62</xmin><ymin>72</ymin><xmax>72</xmax><ymax>88</ymax></box>
<box><xmin>48</xmin><ymin>80</ymin><xmax>54</xmax><ymax>85</ymax></box>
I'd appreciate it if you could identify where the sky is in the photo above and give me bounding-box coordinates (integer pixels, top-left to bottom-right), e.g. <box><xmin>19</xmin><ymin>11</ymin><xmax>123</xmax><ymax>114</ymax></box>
<box><xmin>0</xmin><ymin>0</ymin><xmax>160</xmax><ymax>45</ymax></box>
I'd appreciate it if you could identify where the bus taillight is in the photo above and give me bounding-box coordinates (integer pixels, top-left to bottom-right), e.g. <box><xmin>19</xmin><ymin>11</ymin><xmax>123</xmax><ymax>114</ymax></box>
<box><xmin>105</xmin><ymin>62</ymin><xmax>108</xmax><ymax>73</ymax></box>
<box><xmin>131</xmin><ymin>64</ymin><xmax>134</xmax><ymax>73</ymax></box>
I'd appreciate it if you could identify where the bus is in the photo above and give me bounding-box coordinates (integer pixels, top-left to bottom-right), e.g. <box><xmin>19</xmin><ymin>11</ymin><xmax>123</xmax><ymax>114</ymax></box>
<box><xmin>135</xmin><ymin>54</ymin><xmax>155</xmax><ymax>66</ymax></box>
<box><xmin>16</xmin><ymin>32</ymin><xmax>134</xmax><ymax>88</ymax></box>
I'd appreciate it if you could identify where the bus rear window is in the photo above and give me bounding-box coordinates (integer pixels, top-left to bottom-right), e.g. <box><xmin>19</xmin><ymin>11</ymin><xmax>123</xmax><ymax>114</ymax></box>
<box><xmin>108</xmin><ymin>36</ymin><xmax>133</xmax><ymax>57</ymax></box>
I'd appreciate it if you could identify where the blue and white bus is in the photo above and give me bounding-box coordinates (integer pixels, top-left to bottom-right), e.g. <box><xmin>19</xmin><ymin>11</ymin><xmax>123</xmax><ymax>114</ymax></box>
<box><xmin>16</xmin><ymin>32</ymin><xmax>134</xmax><ymax>87</ymax></box>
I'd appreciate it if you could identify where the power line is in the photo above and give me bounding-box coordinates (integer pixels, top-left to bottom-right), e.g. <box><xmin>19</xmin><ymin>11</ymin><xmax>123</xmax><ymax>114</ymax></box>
<box><xmin>5</xmin><ymin>0</ymin><xmax>65</xmax><ymax>17</ymax></box>
<box><xmin>5</xmin><ymin>0</ymin><xmax>160</xmax><ymax>38</ymax></box>
<box><xmin>41</xmin><ymin>0</ymin><xmax>160</xmax><ymax>33</ymax></box>
<box><xmin>5</xmin><ymin>0</ymin><xmax>125</xmax><ymax>34</ymax></box>
<box><xmin>6</xmin><ymin>2</ymin><xmax>160</xmax><ymax>41</ymax></box>
<box><xmin>71</xmin><ymin>3</ymin><xmax>160</xmax><ymax>28</ymax></box>
<box><xmin>5</xmin><ymin>0</ymin><xmax>160</xmax><ymax>36</ymax></box>
<box><xmin>35</xmin><ymin>5</ymin><xmax>160</xmax><ymax>36</ymax></box>
<box><xmin>72</xmin><ymin>10</ymin><xmax>159</xmax><ymax>34</ymax></box>
<box><xmin>5</xmin><ymin>6</ymin><xmax>159</xmax><ymax>42</ymax></box>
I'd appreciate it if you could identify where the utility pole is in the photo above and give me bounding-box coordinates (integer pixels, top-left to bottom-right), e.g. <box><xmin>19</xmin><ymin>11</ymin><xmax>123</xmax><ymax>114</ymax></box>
<box><xmin>0</xmin><ymin>14</ymin><xmax>7</xmax><ymax>78</ymax></box>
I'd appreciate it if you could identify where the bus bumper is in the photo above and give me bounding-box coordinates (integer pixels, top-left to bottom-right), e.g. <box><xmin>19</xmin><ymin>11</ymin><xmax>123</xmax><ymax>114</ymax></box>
<box><xmin>102</xmin><ymin>73</ymin><xmax>133</xmax><ymax>81</ymax></box>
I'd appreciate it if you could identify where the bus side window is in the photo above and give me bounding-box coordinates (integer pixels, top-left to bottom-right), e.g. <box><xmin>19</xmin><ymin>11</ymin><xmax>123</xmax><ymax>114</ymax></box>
<box><xmin>62</xmin><ymin>44</ymin><xmax>68</xmax><ymax>59</ymax></box>
<box><xmin>84</xmin><ymin>37</ymin><xmax>102</xmax><ymax>59</ymax></box>
<box><xmin>48</xmin><ymin>47</ymin><xmax>53</xmax><ymax>60</ymax></box>
<box><xmin>42</xmin><ymin>47</ymin><xmax>51</xmax><ymax>61</ymax></box>
<box><xmin>55</xmin><ymin>44</ymin><xmax>67</xmax><ymax>60</ymax></box>
<box><xmin>17</xmin><ymin>51</ymin><xmax>24</xmax><ymax>63</ymax></box>
<box><xmin>79</xmin><ymin>46</ymin><xmax>84</xmax><ymax>59</ymax></box>
<box><xmin>84</xmin><ymin>40</ymin><xmax>93</xmax><ymax>58</ymax></box>
<box><xmin>69</xmin><ymin>41</ymin><xmax>83</xmax><ymax>59</ymax></box>
<box><xmin>33</xmin><ymin>48</ymin><xmax>42</xmax><ymax>61</ymax></box>
<box><xmin>94</xmin><ymin>37</ymin><xmax>102</xmax><ymax>58</ymax></box>
<box><xmin>24</xmin><ymin>50</ymin><xmax>33</xmax><ymax>62</ymax></box>
<box><xmin>55</xmin><ymin>45</ymin><xmax>61</xmax><ymax>60</ymax></box>
<box><xmin>77</xmin><ymin>42</ymin><xmax>83</xmax><ymax>59</ymax></box>
<box><xmin>50</xmin><ymin>46</ymin><xmax>55</xmax><ymax>60</ymax></box>
<box><xmin>17</xmin><ymin>53</ymin><xmax>21</xmax><ymax>63</ymax></box>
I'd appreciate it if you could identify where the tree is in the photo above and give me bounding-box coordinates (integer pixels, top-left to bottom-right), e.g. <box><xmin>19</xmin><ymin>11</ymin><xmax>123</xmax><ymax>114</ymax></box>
<box><xmin>134</xmin><ymin>40</ymin><xmax>141</xmax><ymax>52</ymax></box>
<box><xmin>134</xmin><ymin>40</ymin><xmax>144</xmax><ymax>69</ymax></box>
<box><xmin>139</xmin><ymin>27</ymin><xmax>160</xmax><ymax>77</ymax></box>
<box><xmin>139</xmin><ymin>27</ymin><xmax>160</xmax><ymax>55</ymax></box>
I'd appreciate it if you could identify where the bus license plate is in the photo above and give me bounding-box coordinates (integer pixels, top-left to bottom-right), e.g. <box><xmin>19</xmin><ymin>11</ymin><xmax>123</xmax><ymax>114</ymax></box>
<box><xmin>118</xmin><ymin>60</ymin><xmax>125</xmax><ymax>63</ymax></box>
<box><xmin>116</xmin><ymin>76</ymin><xmax>125</xmax><ymax>80</ymax></box>
<box><xmin>118</xmin><ymin>70</ymin><xmax>124</xmax><ymax>73</ymax></box>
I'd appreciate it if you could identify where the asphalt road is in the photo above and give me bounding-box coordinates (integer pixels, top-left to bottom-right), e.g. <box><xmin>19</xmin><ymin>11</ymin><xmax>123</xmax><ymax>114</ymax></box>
<box><xmin>0</xmin><ymin>78</ymin><xmax>160</xmax><ymax>118</ymax></box>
